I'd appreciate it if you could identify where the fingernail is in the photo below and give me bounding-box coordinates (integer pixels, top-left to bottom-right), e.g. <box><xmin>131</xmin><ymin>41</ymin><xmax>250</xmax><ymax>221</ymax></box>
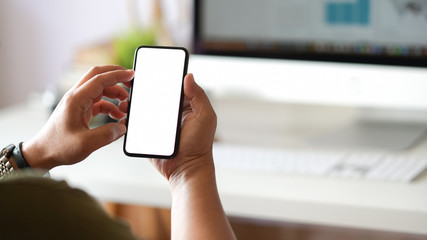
<box><xmin>187</xmin><ymin>73</ymin><xmax>195</xmax><ymax>83</ymax></box>
<box><xmin>114</xmin><ymin>124</ymin><xmax>127</xmax><ymax>139</ymax></box>
<box><xmin>123</xmin><ymin>70</ymin><xmax>134</xmax><ymax>80</ymax></box>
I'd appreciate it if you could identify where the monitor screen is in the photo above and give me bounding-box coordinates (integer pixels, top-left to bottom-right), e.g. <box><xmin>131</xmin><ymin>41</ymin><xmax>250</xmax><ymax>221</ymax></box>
<box><xmin>194</xmin><ymin>0</ymin><xmax>427</xmax><ymax>67</ymax></box>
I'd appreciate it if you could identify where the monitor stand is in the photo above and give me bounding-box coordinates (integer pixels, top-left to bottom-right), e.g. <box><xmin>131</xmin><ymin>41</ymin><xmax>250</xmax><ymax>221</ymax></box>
<box><xmin>310</xmin><ymin>108</ymin><xmax>427</xmax><ymax>150</ymax></box>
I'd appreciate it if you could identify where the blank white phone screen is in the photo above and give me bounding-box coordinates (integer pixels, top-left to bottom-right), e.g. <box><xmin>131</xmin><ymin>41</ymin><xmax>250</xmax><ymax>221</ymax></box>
<box><xmin>125</xmin><ymin>47</ymin><xmax>186</xmax><ymax>157</ymax></box>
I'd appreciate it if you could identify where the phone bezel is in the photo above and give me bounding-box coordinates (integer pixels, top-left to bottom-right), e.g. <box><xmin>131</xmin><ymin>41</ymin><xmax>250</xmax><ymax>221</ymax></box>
<box><xmin>123</xmin><ymin>45</ymin><xmax>189</xmax><ymax>159</ymax></box>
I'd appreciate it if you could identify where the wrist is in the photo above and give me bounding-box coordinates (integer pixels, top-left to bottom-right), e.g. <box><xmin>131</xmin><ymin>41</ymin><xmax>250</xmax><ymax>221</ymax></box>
<box><xmin>169</xmin><ymin>154</ymin><xmax>216</xmax><ymax>194</ymax></box>
<box><xmin>22</xmin><ymin>140</ymin><xmax>56</xmax><ymax>170</ymax></box>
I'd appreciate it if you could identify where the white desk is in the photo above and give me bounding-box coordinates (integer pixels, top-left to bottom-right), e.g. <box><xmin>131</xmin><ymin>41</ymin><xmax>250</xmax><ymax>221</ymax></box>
<box><xmin>1</xmin><ymin>99</ymin><xmax>426</xmax><ymax>236</ymax></box>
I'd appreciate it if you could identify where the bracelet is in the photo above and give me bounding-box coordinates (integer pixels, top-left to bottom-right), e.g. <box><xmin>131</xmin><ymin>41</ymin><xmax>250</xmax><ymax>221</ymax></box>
<box><xmin>13</xmin><ymin>142</ymin><xmax>31</xmax><ymax>169</ymax></box>
<box><xmin>0</xmin><ymin>144</ymin><xmax>16</xmax><ymax>179</ymax></box>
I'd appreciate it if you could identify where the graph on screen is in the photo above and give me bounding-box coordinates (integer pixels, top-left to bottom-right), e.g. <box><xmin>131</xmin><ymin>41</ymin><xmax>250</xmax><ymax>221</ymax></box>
<box><xmin>199</xmin><ymin>0</ymin><xmax>427</xmax><ymax>59</ymax></box>
<box><xmin>325</xmin><ymin>0</ymin><xmax>370</xmax><ymax>25</ymax></box>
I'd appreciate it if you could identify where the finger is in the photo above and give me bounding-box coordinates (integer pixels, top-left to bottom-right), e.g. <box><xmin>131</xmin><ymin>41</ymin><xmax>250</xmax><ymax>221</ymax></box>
<box><xmin>93</xmin><ymin>100</ymin><xmax>126</xmax><ymax>120</ymax></box>
<box><xmin>73</xmin><ymin>65</ymin><xmax>128</xmax><ymax>89</ymax></box>
<box><xmin>123</xmin><ymin>81</ymin><xmax>132</xmax><ymax>89</ymax></box>
<box><xmin>84</xmin><ymin>123</ymin><xmax>127</xmax><ymax>153</ymax></box>
<box><xmin>118</xmin><ymin>100</ymin><xmax>129</xmax><ymax>113</ymax></box>
<box><xmin>102</xmin><ymin>85</ymin><xmax>130</xmax><ymax>102</ymax></box>
<box><xmin>119</xmin><ymin>118</ymin><xmax>127</xmax><ymax>125</ymax></box>
<box><xmin>92</xmin><ymin>85</ymin><xmax>130</xmax><ymax>105</ymax></box>
<box><xmin>76</xmin><ymin>69</ymin><xmax>134</xmax><ymax>110</ymax></box>
<box><xmin>184</xmin><ymin>74</ymin><xmax>215</xmax><ymax>117</ymax></box>
<box><xmin>184</xmin><ymin>74</ymin><xmax>203</xmax><ymax>100</ymax></box>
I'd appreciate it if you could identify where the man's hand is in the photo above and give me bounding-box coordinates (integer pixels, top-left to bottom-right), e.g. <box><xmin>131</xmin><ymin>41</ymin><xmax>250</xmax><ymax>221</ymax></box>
<box><xmin>149</xmin><ymin>73</ymin><xmax>217</xmax><ymax>183</ymax></box>
<box><xmin>23</xmin><ymin>65</ymin><xmax>134</xmax><ymax>170</ymax></box>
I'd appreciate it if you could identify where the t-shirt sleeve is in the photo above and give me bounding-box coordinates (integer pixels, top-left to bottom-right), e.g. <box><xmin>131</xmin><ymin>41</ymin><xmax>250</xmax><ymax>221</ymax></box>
<box><xmin>0</xmin><ymin>175</ymin><xmax>141</xmax><ymax>240</ymax></box>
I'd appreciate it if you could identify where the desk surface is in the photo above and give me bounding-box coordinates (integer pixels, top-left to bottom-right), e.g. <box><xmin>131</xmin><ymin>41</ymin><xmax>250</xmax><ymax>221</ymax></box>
<box><xmin>1</xmin><ymin>99</ymin><xmax>426</xmax><ymax>235</ymax></box>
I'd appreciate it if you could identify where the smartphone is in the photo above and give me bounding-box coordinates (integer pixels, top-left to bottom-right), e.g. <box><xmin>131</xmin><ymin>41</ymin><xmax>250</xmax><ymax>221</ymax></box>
<box><xmin>123</xmin><ymin>46</ymin><xmax>189</xmax><ymax>158</ymax></box>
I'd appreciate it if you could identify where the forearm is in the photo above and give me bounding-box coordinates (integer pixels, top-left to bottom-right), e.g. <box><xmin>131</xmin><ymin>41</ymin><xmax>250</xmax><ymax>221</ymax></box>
<box><xmin>169</xmin><ymin>157</ymin><xmax>236</xmax><ymax>240</ymax></box>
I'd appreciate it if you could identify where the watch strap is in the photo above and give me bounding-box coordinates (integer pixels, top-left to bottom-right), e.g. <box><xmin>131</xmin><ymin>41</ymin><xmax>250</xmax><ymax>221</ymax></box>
<box><xmin>13</xmin><ymin>142</ymin><xmax>31</xmax><ymax>169</ymax></box>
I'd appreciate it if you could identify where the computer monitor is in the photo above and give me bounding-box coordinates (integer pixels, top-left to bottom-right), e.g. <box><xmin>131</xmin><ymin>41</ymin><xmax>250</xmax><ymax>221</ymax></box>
<box><xmin>188</xmin><ymin>0</ymin><xmax>427</xmax><ymax>150</ymax></box>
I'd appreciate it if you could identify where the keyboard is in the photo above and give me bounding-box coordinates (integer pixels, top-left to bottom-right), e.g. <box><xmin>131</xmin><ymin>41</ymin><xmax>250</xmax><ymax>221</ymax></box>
<box><xmin>212</xmin><ymin>144</ymin><xmax>427</xmax><ymax>182</ymax></box>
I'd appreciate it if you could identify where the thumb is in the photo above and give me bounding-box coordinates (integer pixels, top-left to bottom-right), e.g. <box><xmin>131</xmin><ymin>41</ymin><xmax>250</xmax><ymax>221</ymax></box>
<box><xmin>184</xmin><ymin>73</ymin><xmax>202</xmax><ymax>100</ymax></box>
<box><xmin>184</xmin><ymin>74</ymin><xmax>214</xmax><ymax>115</ymax></box>
<box><xmin>87</xmin><ymin>123</ymin><xmax>127</xmax><ymax>151</ymax></box>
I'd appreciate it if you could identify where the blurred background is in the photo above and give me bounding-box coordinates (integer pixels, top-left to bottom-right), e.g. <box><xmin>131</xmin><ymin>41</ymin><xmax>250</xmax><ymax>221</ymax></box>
<box><xmin>1</xmin><ymin>1</ymin><xmax>427</xmax><ymax>240</ymax></box>
<box><xmin>0</xmin><ymin>0</ymin><xmax>192</xmax><ymax>109</ymax></box>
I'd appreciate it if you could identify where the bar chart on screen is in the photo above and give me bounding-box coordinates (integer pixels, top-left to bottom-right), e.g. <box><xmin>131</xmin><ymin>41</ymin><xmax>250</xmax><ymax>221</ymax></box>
<box><xmin>325</xmin><ymin>0</ymin><xmax>371</xmax><ymax>26</ymax></box>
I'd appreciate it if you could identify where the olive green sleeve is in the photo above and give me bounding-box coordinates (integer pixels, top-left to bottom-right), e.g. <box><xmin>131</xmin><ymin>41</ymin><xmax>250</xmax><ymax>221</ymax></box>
<box><xmin>0</xmin><ymin>174</ymin><xmax>140</xmax><ymax>240</ymax></box>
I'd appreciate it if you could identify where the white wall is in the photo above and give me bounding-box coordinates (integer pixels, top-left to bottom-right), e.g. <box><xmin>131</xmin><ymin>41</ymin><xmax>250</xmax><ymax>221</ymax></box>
<box><xmin>0</xmin><ymin>0</ymin><xmax>192</xmax><ymax>109</ymax></box>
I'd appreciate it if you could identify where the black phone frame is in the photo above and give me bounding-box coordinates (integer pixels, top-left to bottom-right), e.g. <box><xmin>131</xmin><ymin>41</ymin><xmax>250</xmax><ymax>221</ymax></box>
<box><xmin>123</xmin><ymin>45</ymin><xmax>189</xmax><ymax>159</ymax></box>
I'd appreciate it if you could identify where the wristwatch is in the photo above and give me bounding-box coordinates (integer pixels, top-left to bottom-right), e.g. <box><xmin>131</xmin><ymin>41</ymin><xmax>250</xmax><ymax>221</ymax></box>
<box><xmin>0</xmin><ymin>144</ymin><xmax>16</xmax><ymax>179</ymax></box>
<box><xmin>0</xmin><ymin>143</ymin><xmax>31</xmax><ymax>180</ymax></box>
